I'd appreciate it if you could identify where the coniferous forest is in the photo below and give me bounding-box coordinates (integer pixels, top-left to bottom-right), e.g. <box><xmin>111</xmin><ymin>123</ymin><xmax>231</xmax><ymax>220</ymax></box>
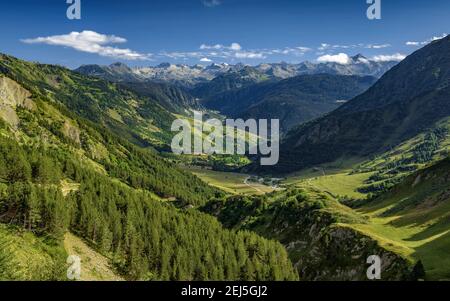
<box><xmin>0</xmin><ymin>124</ymin><xmax>298</xmax><ymax>280</ymax></box>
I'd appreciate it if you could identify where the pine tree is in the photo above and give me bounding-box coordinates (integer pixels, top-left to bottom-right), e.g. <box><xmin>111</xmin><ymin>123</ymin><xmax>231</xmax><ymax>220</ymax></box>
<box><xmin>411</xmin><ymin>260</ymin><xmax>426</xmax><ymax>280</ymax></box>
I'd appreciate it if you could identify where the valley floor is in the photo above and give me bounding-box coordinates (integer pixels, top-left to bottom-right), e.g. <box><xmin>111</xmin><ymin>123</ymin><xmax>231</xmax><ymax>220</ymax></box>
<box><xmin>284</xmin><ymin>169</ymin><xmax>371</xmax><ymax>199</ymax></box>
<box><xmin>184</xmin><ymin>167</ymin><xmax>277</xmax><ymax>195</ymax></box>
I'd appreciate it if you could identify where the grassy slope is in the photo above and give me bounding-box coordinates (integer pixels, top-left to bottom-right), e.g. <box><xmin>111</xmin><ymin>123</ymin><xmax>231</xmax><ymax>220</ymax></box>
<box><xmin>0</xmin><ymin>225</ymin><xmax>66</xmax><ymax>280</ymax></box>
<box><xmin>349</xmin><ymin>160</ymin><xmax>450</xmax><ymax>280</ymax></box>
<box><xmin>193</xmin><ymin>114</ymin><xmax>450</xmax><ymax>279</ymax></box>
<box><xmin>280</xmin><ymin>135</ymin><xmax>450</xmax><ymax>280</ymax></box>
<box><xmin>284</xmin><ymin>117</ymin><xmax>450</xmax><ymax>200</ymax></box>
<box><xmin>286</xmin><ymin>171</ymin><xmax>371</xmax><ymax>199</ymax></box>
<box><xmin>285</xmin><ymin>156</ymin><xmax>450</xmax><ymax>280</ymax></box>
<box><xmin>0</xmin><ymin>54</ymin><xmax>177</xmax><ymax>148</ymax></box>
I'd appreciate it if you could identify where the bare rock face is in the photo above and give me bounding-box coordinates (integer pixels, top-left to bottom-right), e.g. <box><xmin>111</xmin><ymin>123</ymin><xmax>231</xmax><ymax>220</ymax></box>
<box><xmin>0</xmin><ymin>76</ymin><xmax>36</xmax><ymax>129</ymax></box>
<box><xmin>295</xmin><ymin>224</ymin><xmax>412</xmax><ymax>281</ymax></box>
<box><xmin>62</xmin><ymin>121</ymin><xmax>81</xmax><ymax>145</ymax></box>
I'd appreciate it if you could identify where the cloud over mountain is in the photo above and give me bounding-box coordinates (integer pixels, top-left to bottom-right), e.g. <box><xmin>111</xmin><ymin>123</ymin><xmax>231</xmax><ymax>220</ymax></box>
<box><xmin>317</xmin><ymin>53</ymin><xmax>351</xmax><ymax>65</ymax></box>
<box><xmin>406</xmin><ymin>33</ymin><xmax>448</xmax><ymax>47</ymax></box>
<box><xmin>371</xmin><ymin>53</ymin><xmax>406</xmax><ymax>62</ymax></box>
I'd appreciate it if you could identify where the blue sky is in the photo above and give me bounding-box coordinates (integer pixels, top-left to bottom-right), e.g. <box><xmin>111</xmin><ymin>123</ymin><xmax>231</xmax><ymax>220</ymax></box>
<box><xmin>0</xmin><ymin>0</ymin><xmax>448</xmax><ymax>68</ymax></box>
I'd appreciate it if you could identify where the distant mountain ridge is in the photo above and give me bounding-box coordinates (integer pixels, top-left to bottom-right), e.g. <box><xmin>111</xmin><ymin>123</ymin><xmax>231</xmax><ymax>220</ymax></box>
<box><xmin>75</xmin><ymin>54</ymin><xmax>398</xmax><ymax>88</ymax></box>
<box><xmin>76</xmin><ymin>62</ymin><xmax>237</xmax><ymax>87</ymax></box>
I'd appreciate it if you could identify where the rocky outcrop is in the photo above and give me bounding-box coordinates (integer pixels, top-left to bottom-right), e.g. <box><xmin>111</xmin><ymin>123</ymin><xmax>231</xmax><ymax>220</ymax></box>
<box><xmin>62</xmin><ymin>121</ymin><xmax>81</xmax><ymax>145</ymax></box>
<box><xmin>0</xmin><ymin>76</ymin><xmax>35</xmax><ymax>129</ymax></box>
<box><xmin>292</xmin><ymin>224</ymin><xmax>412</xmax><ymax>281</ymax></box>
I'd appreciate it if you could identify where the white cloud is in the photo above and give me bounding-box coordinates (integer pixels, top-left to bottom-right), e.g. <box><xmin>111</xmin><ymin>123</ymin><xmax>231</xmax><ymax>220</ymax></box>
<box><xmin>317</xmin><ymin>53</ymin><xmax>351</xmax><ymax>65</ymax></box>
<box><xmin>430</xmin><ymin>33</ymin><xmax>448</xmax><ymax>42</ymax></box>
<box><xmin>159</xmin><ymin>51</ymin><xmax>204</xmax><ymax>60</ymax></box>
<box><xmin>230</xmin><ymin>43</ymin><xmax>242</xmax><ymax>51</ymax></box>
<box><xmin>22</xmin><ymin>30</ymin><xmax>150</xmax><ymax>60</ymax></box>
<box><xmin>200</xmin><ymin>57</ymin><xmax>212</xmax><ymax>62</ymax></box>
<box><xmin>235</xmin><ymin>51</ymin><xmax>266</xmax><ymax>59</ymax></box>
<box><xmin>318</xmin><ymin>43</ymin><xmax>390</xmax><ymax>51</ymax></box>
<box><xmin>371</xmin><ymin>53</ymin><xmax>406</xmax><ymax>62</ymax></box>
<box><xmin>200</xmin><ymin>43</ymin><xmax>242</xmax><ymax>51</ymax></box>
<box><xmin>406</xmin><ymin>33</ymin><xmax>448</xmax><ymax>46</ymax></box>
<box><xmin>318</xmin><ymin>43</ymin><xmax>331</xmax><ymax>51</ymax></box>
<box><xmin>197</xmin><ymin>43</ymin><xmax>265</xmax><ymax>60</ymax></box>
<box><xmin>367</xmin><ymin>44</ymin><xmax>391</xmax><ymax>49</ymax></box>
<box><xmin>202</xmin><ymin>0</ymin><xmax>221</xmax><ymax>7</ymax></box>
<box><xmin>200</xmin><ymin>43</ymin><xmax>224</xmax><ymax>50</ymax></box>
<box><xmin>356</xmin><ymin>56</ymin><xmax>370</xmax><ymax>64</ymax></box>
<box><xmin>296</xmin><ymin>46</ymin><xmax>312</xmax><ymax>52</ymax></box>
<box><xmin>196</xmin><ymin>43</ymin><xmax>310</xmax><ymax>61</ymax></box>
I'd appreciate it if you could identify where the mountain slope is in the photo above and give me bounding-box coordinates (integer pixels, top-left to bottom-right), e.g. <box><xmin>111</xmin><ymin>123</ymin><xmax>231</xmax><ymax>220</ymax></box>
<box><xmin>75</xmin><ymin>63</ymin><xmax>202</xmax><ymax>114</ymax></box>
<box><xmin>192</xmin><ymin>66</ymin><xmax>271</xmax><ymax>100</ymax></box>
<box><xmin>349</xmin><ymin>158</ymin><xmax>450</xmax><ymax>280</ymax></box>
<box><xmin>0</xmin><ymin>69</ymin><xmax>298</xmax><ymax>280</ymax></box>
<box><xmin>236</xmin><ymin>74</ymin><xmax>376</xmax><ymax>132</ymax></box>
<box><xmin>75</xmin><ymin>62</ymin><xmax>143</xmax><ymax>82</ymax></box>
<box><xmin>0</xmin><ymin>72</ymin><xmax>219</xmax><ymax>205</ymax></box>
<box><xmin>117</xmin><ymin>81</ymin><xmax>200</xmax><ymax>114</ymax></box>
<box><xmin>199</xmin><ymin>74</ymin><xmax>376</xmax><ymax>132</ymax></box>
<box><xmin>0</xmin><ymin>54</ymin><xmax>181</xmax><ymax>148</ymax></box>
<box><xmin>270</xmin><ymin>36</ymin><xmax>450</xmax><ymax>173</ymax></box>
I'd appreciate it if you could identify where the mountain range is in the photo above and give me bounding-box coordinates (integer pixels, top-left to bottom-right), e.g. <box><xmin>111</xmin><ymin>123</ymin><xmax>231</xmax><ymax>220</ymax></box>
<box><xmin>75</xmin><ymin>54</ymin><xmax>396</xmax><ymax>132</ymax></box>
<box><xmin>75</xmin><ymin>54</ymin><xmax>398</xmax><ymax>88</ymax></box>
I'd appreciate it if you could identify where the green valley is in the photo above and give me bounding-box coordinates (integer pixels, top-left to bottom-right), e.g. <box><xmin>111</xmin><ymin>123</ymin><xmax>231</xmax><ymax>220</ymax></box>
<box><xmin>1</xmin><ymin>28</ymin><xmax>450</xmax><ymax>283</ymax></box>
<box><xmin>0</xmin><ymin>59</ymin><xmax>298</xmax><ymax>281</ymax></box>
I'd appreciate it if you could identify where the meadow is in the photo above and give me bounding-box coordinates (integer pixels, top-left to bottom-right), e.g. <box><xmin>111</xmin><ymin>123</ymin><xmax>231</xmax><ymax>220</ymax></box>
<box><xmin>185</xmin><ymin>167</ymin><xmax>276</xmax><ymax>195</ymax></box>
